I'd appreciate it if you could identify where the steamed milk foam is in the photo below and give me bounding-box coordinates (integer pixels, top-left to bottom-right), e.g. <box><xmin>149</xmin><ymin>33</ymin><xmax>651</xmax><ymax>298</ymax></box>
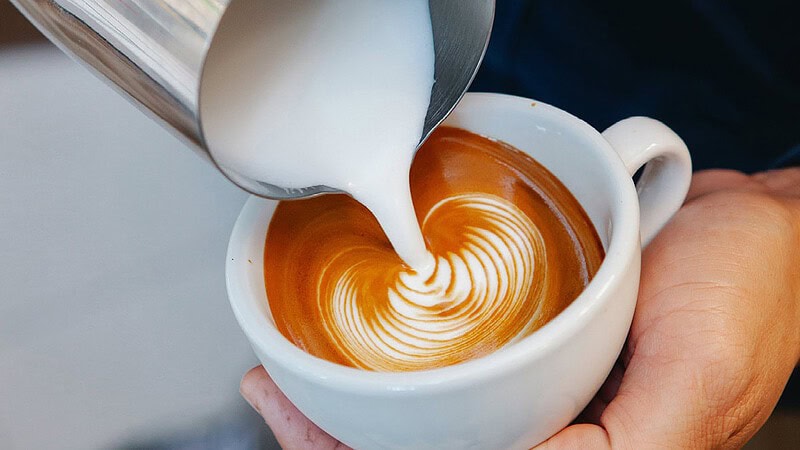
<box><xmin>201</xmin><ymin>0</ymin><xmax>436</xmax><ymax>269</ymax></box>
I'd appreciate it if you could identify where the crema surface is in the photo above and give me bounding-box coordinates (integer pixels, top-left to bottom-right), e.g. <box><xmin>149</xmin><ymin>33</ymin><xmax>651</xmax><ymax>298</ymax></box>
<box><xmin>265</xmin><ymin>127</ymin><xmax>604</xmax><ymax>371</ymax></box>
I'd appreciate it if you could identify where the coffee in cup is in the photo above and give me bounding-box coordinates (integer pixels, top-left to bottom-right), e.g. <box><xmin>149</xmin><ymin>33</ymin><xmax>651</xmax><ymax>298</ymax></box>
<box><xmin>265</xmin><ymin>126</ymin><xmax>604</xmax><ymax>371</ymax></box>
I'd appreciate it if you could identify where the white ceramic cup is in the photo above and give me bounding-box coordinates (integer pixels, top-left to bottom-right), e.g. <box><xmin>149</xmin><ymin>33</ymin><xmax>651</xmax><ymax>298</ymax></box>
<box><xmin>226</xmin><ymin>93</ymin><xmax>692</xmax><ymax>450</ymax></box>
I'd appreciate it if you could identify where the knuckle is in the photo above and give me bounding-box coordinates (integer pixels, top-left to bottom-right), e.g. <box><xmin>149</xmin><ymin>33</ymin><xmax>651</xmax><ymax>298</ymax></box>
<box><xmin>689</xmin><ymin>191</ymin><xmax>795</xmax><ymax>243</ymax></box>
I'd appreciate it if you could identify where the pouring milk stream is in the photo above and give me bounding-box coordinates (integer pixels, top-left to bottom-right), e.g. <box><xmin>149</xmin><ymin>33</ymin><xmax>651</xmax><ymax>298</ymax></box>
<box><xmin>201</xmin><ymin>0</ymin><xmax>436</xmax><ymax>271</ymax></box>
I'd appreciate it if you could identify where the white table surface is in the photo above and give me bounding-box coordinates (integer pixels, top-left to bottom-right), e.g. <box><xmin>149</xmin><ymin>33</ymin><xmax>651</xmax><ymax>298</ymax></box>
<box><xmin>0</xmin><ymin>44</ymin><xmax>260</xmax><ymax>450</ymax></box>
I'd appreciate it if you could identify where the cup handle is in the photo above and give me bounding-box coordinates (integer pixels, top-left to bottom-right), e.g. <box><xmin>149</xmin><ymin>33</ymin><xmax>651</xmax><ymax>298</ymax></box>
<box><xmin>602</xmin><ymin>117</ymin><xmax>693</xmax><ymax>246</ymax></box>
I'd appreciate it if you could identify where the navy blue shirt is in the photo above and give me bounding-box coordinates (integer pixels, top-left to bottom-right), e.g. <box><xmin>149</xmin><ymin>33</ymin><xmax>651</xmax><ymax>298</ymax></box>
<box><xmin>471</xmin><ymin>1</ymin><xmax>800</xmax><ymax>171</ymax></box>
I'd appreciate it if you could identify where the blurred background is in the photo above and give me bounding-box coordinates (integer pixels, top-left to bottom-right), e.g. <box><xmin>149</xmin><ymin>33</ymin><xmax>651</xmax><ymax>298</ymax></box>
<box><xmin>0</xmin><ymin>2</ymin><xmax>279</xmax><ymax>449</ymax></box>
<box><xmin>1</xmin><ymin>1</ymin><xmax>798</xmax><ymax>449</ymax></box>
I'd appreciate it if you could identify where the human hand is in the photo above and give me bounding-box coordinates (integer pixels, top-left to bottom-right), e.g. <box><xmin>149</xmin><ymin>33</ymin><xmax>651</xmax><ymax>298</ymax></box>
<box><xmin>241</xmin><ymin>168</ymin><xmax>800</xmax><ymax>450</ymax></box>
<box><xmin>538</xmin><ymin>168</ymin><xmax>800</xmax><ymax>449</ymax></box>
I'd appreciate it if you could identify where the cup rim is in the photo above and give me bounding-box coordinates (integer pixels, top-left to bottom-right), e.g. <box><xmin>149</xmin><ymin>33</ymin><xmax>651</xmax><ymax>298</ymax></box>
<box><xmin>226</xmin><ymin>92</ymin><xmax>640</xmax><ymax>394</ymax></box>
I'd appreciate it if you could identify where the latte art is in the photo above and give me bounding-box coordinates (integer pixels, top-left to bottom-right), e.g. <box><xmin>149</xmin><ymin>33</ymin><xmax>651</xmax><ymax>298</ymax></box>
<box><xmin>324</xmin><ymin>194</ymin><xmax>547</xmax><ymax>371</ymax></box>
<box><xmin>265</xmin><ymin>127</ymin><xmax>604</xmax><ymax>371</ymax></box>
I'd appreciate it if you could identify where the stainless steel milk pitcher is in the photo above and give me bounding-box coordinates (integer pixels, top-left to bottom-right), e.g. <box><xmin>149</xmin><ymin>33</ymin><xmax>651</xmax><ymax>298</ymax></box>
<box><xmin>10</xmin><ymin>0</ymin><xmax>494</xmax><ymax>199</ymax></box>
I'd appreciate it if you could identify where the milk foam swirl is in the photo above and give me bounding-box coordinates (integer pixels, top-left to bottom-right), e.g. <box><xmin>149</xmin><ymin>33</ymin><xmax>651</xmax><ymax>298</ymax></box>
<box><xmin>318</xmin><ymin>194</ymin><xmax>548</xmax><ymax>371</ymax></box>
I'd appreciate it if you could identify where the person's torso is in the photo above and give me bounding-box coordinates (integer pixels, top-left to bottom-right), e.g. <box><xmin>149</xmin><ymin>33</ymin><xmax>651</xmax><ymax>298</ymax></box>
<box><xmin>471</xmin><ymin>0</ymin><xmax>800</xmax><ymax>171</ymax></box>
